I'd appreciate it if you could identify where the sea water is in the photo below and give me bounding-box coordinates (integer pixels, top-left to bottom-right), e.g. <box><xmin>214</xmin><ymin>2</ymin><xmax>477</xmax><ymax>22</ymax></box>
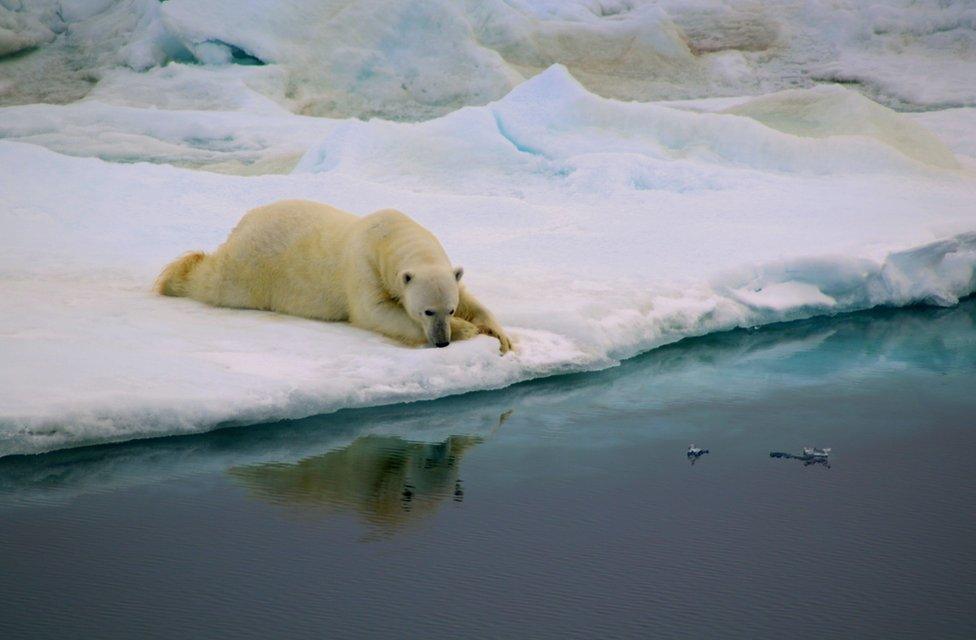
<box><xmin>0</xmin><ymin>300</ymin><xmax>974</xmax><ymax>639</ymax></box>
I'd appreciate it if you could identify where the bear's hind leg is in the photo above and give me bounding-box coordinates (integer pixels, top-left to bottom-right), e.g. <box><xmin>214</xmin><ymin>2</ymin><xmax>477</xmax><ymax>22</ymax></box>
<box><xmin>155</xmin><ymin>251</ymin><xmax>205</xmax><ymax>297</ymax></box>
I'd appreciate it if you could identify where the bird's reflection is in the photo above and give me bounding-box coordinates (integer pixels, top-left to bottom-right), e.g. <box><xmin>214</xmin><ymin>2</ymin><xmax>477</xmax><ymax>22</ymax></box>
<box><xmin>229</xmin><ymin>433</ymin><xmax>482</xmax><ymax>527</ymax></box>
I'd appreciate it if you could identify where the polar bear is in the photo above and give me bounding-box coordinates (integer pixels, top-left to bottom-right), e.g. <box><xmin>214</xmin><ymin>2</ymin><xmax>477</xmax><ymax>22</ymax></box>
<box><xmin>155</xmin><ymin>199</ymin><xmax>512</xmax><ymax>353</ymax></box>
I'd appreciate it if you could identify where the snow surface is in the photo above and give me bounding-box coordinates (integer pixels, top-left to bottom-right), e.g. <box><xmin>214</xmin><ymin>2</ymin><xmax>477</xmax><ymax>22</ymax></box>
<box><xmin>1</xmin><ymin>65</ymin><xmax>975</xmax><ymax>456</ymax></box>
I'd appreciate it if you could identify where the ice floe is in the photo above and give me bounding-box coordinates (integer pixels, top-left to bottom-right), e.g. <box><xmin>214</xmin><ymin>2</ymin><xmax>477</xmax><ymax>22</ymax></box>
<box><xmin>1</xmin><ymin>65</ymin><xmax>974</xmax><ymax>455</ymax></box>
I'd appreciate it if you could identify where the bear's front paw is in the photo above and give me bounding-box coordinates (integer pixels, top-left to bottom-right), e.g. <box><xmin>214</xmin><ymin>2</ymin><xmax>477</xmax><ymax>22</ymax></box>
<box><xmin>477</xmin><ymin>323</ymin><xmax>513</xmax><ymax>355</ymax></box>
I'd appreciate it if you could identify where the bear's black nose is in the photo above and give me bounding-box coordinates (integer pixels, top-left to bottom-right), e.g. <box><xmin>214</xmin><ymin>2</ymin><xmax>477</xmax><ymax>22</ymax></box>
<box><xmin>435</xmin><ymin>341</ymin><xmax>449</xmax><ymax>348</ymax></box>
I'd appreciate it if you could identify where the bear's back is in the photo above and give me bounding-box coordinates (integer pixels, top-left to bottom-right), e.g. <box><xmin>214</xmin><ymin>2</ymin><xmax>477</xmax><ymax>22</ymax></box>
<box><xmin>208</xmin><ymin>199</ymin><xmax>359</xmax><ymax>319</ymax></box>
<box><xmin>232</xmin><ymin>199</ymin><xmax>358</xmax><ymax>251</ymax></box>
<box><xmin>351</xmin><ymin>208</ymin><xmax>450</xmax><ymax>270</ymax></box>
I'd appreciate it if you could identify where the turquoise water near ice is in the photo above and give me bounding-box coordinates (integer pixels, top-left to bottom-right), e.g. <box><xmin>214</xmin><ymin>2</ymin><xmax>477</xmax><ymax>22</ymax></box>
<box><xmin>1</xmin><ymin>300</ymin><xmax>974</xmax><ymax>639</ymax></box>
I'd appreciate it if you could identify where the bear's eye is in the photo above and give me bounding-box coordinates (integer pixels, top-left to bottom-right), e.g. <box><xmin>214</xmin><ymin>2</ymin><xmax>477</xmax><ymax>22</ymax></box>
<box><xmin>424</xmin><ymin>309</ymin><xmax>434</xmax><ymax>316</ymax></box>
<box><xmin>449</xmin><ymin>309</ymin><xmax>455</xmax><ymax>315</ymax></box>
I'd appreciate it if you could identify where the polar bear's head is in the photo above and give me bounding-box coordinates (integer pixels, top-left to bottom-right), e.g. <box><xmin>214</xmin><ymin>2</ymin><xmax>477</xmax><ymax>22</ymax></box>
<box><xmin>399</xmin><ymin>266</ymin><xmax>463</xmax><ymax>348</ymax></box>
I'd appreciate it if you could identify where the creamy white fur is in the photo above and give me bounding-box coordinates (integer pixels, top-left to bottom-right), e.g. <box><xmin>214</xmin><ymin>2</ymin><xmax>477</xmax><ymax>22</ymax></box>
<box><xmin>156</xmin><ymin>199</ymin><xmax>511</xmax><ymax>352</ymax></box>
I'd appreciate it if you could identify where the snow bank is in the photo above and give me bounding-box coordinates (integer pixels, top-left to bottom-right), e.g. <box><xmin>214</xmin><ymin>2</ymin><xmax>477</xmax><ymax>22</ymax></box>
<box><xmin>0</xmin><ymin>63</ymin><xmax>319</xmax><ymax>173</ymax></box>
<box><xmin>140</xmin><ymin>0</ymin><xmax>976</xmax><ymax>114</ymax></box>
<box><xmin>0</xmin><ymin>95</ymin><xmax>333</xmax><ymax>173</ymax></box>
<box><xmin>802</xmin><ymin>0</ymin><xmax>976</xmax><ymax>109</ymax></box>
<box><xmin>8</xmin><ymin>64</ymin><xmax>968</xmax><ymax>177</ymax></box>
<box><xmin>910</xmin><ymin>108</ymin><xmax>976</xmax><ymax>165</ymax></box>
<box><xmin>159</xmin><ymin>0</ymin><xmax>520</xmax><ymax>120</ymax></box>
<box><xmin>0</xmin><ymin>0</ymin><xmax>59</xmax><ymax>57</ymax></box>
<box><xmin>3</xmin><ymin>1</ymin><xmax>974</xmax><ymax>116</ymax></box>
<box><xmin>0</xmin><ymin>0</ymin><xmax>189</xmax><ymax>106</ymax></box>
<box><xmin>1</xmin><ymin>68</ymin><xmax>974</xmax><ymax>456</ymax></box>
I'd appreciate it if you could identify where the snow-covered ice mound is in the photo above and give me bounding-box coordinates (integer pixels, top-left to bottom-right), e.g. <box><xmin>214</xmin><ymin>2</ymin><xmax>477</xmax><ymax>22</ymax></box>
<box><xmin>1</xmin><ymin>67</ymin><xmax>967</xmax><ymax>176</ymax></box>
<box><xmin>0</xmin><ymin>95</ymin><xmax>333</xmax><ymax>173</ymax></box>
<box><xmin>1</xmin><ymin>67</ymin><xmax>975</xmax><ymax>456</ymax></box>
<box><xmin>3</xmin><ymin>1</ymin><xmax>975</xmax><ymax>116</ymax></box>
<box><xmin>296</xmin><ymin>68</ymin><xmax>962</xmax><ymax>188</ymax></box>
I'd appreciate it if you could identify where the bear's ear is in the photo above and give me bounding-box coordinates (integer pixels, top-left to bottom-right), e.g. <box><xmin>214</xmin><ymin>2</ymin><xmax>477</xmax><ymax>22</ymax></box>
<box><xmin>401</xmin><ymin>271</ymin><xmax>413</xmax><ymax>285</ymax></box>
<box><xmin>453</xmin><ymin>266</ymin><xmax>464</xmax><ymax>282</ymax></box>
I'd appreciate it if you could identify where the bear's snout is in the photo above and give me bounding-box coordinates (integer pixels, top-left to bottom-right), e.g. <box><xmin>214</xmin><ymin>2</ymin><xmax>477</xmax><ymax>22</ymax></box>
<box><xmin>427</xmin><ymin>317</ymin><xmax>450</xmax><ymax>348</ymax></box>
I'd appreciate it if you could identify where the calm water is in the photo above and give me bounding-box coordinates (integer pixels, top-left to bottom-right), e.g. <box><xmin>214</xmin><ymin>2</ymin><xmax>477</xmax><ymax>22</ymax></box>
<box><xmin>1</xmin><ymin>301</ymin><xmax>975</xmax><ymax>639</ymax></box>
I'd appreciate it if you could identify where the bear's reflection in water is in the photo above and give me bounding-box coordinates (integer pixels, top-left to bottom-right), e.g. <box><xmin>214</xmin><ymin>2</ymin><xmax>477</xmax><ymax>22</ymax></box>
<box><xmin>229</xmin><ymin>434</ymin><xmax>481</xmax><ymax>528</ymax></box>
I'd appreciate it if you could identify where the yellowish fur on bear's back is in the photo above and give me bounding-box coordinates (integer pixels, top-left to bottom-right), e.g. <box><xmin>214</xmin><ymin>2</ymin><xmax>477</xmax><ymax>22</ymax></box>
<box><xmin>197</xmin><ymin>200</ymin><xmax>359</xmax><ymax>318</ymax></box>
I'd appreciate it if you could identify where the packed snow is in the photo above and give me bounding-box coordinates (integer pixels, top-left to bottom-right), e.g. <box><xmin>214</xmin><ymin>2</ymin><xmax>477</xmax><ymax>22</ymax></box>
<box><xmin>1</xmin><ymin>2</ymin><xmax>975</xmax><ymax>456</ymax></box>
